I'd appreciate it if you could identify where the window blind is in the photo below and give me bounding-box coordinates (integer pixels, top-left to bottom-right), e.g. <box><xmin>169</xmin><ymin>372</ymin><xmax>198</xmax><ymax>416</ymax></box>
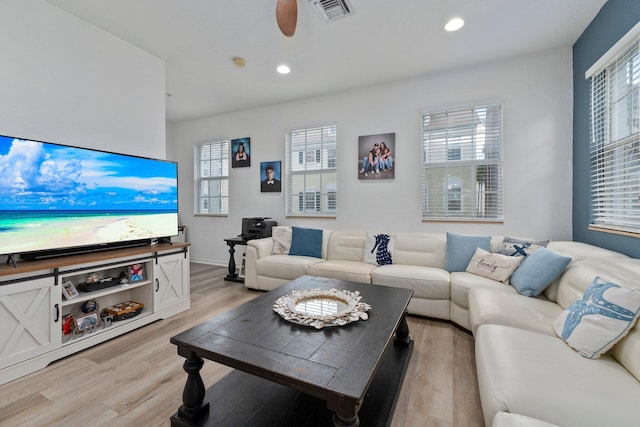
<box><xmin>421</xmin><ymin>101</ymin><xmax>503</xmax><ymax>221</ymax></box>
<box><xmin>589</xmin><ymin>34</ymin><xmax>640</xmax><ymax>234</ymax></box>
<box><xmin>286</xmin><ymin>123</ymin><xmax>337</xmax><ymax>216</ymax></box>
<box><xmin>193</xmin><ymin>139</ymin><xmax>229</xmax><ymax>215</ymax></box>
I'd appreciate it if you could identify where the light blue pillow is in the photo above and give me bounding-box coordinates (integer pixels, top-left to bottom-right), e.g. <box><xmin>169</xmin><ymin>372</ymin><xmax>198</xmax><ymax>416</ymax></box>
<box><xmin>510</xmin><ymin>247</ymin><xmax>571</xmax><ymax>296</ymax></box>
<box><xmin>288</xmin><ymin>226</ymin><xmax>323</xmax><ymax>258</ymax></box>
<box><xmin>445</xmin><ymin>233</ymin><xmax>491</xmax><ymax>272</ymax></box>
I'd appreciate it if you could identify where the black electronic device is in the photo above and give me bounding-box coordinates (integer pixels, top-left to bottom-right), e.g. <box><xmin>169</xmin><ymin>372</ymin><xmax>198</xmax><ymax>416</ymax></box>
<box><xmin>241</xmin><ymin>217</ymin><xmax>277</xmax><ymax>240</ymax></box>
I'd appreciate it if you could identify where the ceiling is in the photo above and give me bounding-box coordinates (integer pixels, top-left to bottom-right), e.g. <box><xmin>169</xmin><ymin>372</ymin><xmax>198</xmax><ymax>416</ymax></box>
<box><xmin>46</xmin><ymin>0</ymin><xmax>607</xmax><ymax>123</ymax></box>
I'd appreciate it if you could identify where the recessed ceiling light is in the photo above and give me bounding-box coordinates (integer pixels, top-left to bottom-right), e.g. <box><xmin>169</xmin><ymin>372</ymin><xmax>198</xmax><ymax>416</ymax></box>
<box><xmin>445</xmin><ymin>17</ymin><xmax>464</xmax><ymax>32</ymax></box>
<box><xmin>277</xmin><ymin>64</ymin><xmax>291</xmax><ymax>74</ymax></box>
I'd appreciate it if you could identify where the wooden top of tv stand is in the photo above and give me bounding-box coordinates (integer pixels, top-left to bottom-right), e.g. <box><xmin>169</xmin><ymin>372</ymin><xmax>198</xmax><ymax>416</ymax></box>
<box><xmin>1</xmin><ymin>242</ymin><xmax>190</xmax><ymax>277</ymax></box>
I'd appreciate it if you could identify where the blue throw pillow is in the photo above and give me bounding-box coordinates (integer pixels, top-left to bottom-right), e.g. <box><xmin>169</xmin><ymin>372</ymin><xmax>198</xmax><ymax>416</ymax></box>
<box><xmin>445</xmin><ymin>233</ymin><xmax>491</xmax><ymax>272</ymax></box>
<box><xmin>510</xmin><ymin>247</ymin><xmax>572</xmax><ymax>297</ymax></box>
<box><xmin>288</xmin><ymin>226</ymin><xmax>323</xmax><ymax>258</ymax></box>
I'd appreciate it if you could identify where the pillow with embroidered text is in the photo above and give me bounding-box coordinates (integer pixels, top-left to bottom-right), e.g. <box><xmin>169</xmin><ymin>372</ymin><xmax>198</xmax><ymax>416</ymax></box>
<box><xmin>553</xmin><ymin>277</ymin><xmax>640</xmax><ymax>359</ymax></box>
<box><xmin>465</xmin><ymin>247</ymin><xmax>523</xmax><ymax>282</ymax></box>
<box><xmin>363</xmin><ymin>232</ymin><xmax>396</xmax><ymax>266</ymax></box>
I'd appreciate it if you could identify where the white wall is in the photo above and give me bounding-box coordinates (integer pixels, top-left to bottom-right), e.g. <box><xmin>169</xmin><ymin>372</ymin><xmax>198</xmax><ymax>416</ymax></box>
<box><xmin>168</xmin><ymin>47</ymin><xmax>574</xmax><ymax>266</ymax></box>
<box><xmin>0</xmin><ymin>0</ymin><xmax>166</xmax><ymax>159</ymax></box>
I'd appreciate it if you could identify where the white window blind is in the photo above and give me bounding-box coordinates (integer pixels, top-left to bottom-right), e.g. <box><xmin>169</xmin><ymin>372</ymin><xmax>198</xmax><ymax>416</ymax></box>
<box><xmin>588</xmin><ymin>32</ymin><xmax>640</xmax><ymax>234</ymax></box>
<box><xmin>286</xmin><ymin>123</ymin><xmax>337</xmax><ymax>216</ymax></box>
<box><xmin>194</xmin><ymin>139</ymin><xmax>229</xmax><ymax>215</ymax></box>
<box><xmin>421</xmin><ymin>100</ymin><xmax>503</xmax><ymax>221</ymax></box>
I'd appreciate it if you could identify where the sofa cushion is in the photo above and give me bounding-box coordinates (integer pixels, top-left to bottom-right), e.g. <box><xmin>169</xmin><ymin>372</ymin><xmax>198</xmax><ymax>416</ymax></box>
<box><xmin>271</xmin><ymin>225</ymin><xmax>292</xmax><ymax>255</ymax></box>
<box><xmin>553</xmin><ymin>276</ymin><xmax>640</xmax><ymax>359</ymax></box>
<box><xmin>445</xmin><ymin>232</ymin><xmax>491</xmax><ymax>272</ymax></box>
<box><xmin>466</xmin><ymin>247</ymin><xmax>523</xmax><ymax>282</ymax></box>
<box><xmin>450</xmin><ymin>272</ymin><xmax>517</xmax><ymax>310</ymax></box>
<box><xmin>469</xmin><ymin>287</ymin><xmax>561</xmax><ymax>337</ymax></box>
<box><xmin>306</xmin><ymin>260</ymin><xmax>375</xmax><ymax>284</ymax></box>
<box><xmin>256</xmin><ymin>255</ymin><xmax>323</xmax><ymax>280</ymax></box>
<box><xmin>510</xmin><ymin>248</ymin><xmax>571</xmax><ymax>297</ymax></box>
<box><xmin>289</xmin><ymin>226</ymin><xmax>323</xmax><ymax>258</ymax></box>
<box><xmin>363</xmin><ymin>232</ymin><xmax>396</xmax><ymax>265</ymax></box>
<box><xmin>371</xmin><ymin>265</ymin><xmax>450</xmax><ymax>300</ymax></box>
<box><xmin>492</xmin><ymin>412</ymin><xmax>559</xmax><ymax>427</ymax></box>
<box><xmin>475</xmin><ymin>324</ymin><xmax>640</xmax><ymax>427</ymax></box>
<box><xmin>497</xmin><ymin>236</ymin><xmax>549</xmax><ymax>257</ymax></box>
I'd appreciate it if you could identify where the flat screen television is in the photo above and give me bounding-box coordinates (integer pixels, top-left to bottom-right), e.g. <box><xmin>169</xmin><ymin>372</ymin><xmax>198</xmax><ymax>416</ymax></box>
<box><xmin>0</xmin><ymin>134</ymin><xmax>179</xmax><ymax>261</ymax></box>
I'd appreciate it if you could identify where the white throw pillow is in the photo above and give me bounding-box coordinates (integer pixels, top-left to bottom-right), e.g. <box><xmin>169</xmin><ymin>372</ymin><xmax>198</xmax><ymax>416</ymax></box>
<box><xmin>270</xmin><ymin>226</ymin><xmax>292</xmax><ymax>255</ymax></box>
<box><xmin>465</xmin><ymin>247</ymin><xmax>523</xmax><ymax>283</ymax></box>
<box><xmin>363</xmin><ymin>232</ymin><xmax>395</xmax><ymax>266</ymax></box>
<box><xmin>553</xmin><ymin>276</ymin><xmax>640</xmax><ymax>359</ymax></box>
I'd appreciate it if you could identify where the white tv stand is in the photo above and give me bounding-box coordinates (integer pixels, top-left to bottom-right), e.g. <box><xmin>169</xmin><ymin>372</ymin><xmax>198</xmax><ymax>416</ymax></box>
<box><xmin>0</xmin><ymin>243</ymin><xmax>190</xmax><ymax>385</ymax></box>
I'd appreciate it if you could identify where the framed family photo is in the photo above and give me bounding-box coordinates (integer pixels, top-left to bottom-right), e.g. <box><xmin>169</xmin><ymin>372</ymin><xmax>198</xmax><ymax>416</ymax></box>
<box><xmin>358</xmin><ymin>132</ymin><xmax>395</xmax><ymax>180</ymax></box>
<box><xmin>231</xmin><ymin>137</ymin><xmax>251</xmax><ymax>168</ymax></box>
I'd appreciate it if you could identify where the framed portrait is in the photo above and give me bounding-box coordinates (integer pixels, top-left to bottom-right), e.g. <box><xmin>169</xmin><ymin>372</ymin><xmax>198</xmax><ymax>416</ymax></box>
<box><xmin>260</xmin><ymin>161</ymin><xmax>282</xmax><ymax>192</ymax></box>
<box><xmin>231</xmin><ymin>137</ymin><xmax>251</xmax><ymax>168</ymax></box>
<box><xmin>75</xmin><ymin>312</ymin><xmax>101</xmax><ymax>333</ymax></box>
<box><xmin>62</xmin><ymin>280</ymin><xmax>79</xmax><ymax>300</ymax></box>
<box><xmin>358</xmin><ymin>132</ymin><xmax>395</xmax><ymax>180</ymax></box>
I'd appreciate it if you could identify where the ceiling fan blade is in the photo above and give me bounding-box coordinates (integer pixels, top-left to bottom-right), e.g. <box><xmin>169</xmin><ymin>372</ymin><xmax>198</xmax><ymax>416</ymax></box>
<box><xmin>276</xmin><ymin>0</ymin><xmax>297</xmax><ymax>37</ymax></box>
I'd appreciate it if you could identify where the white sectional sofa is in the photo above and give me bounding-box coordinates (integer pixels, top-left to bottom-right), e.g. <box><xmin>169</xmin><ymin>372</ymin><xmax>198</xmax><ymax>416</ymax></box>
<box><xmin>244</xmin><ymin>228</ymin><xmax>640</xmax><ymax>426</ymax></box>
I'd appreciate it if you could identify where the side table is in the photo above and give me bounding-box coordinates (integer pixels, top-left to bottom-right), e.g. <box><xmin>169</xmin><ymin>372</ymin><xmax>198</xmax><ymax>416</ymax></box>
<box><xmin>223</xmin><ymin>237</ymin><xmax>248</xmax><ymax>283</ymax></box>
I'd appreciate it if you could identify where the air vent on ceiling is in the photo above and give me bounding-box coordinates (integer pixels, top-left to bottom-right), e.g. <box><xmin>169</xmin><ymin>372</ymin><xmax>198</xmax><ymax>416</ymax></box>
<box><xmin>308</xmin><ymin>0</ymin><xmax>355</xmax><ymax>22</ymax></box>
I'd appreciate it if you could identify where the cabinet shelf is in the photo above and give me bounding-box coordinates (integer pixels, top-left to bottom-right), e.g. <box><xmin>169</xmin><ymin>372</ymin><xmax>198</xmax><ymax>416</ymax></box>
<box><xmin>61</xmin><ymin>310</ymin><xmax>152</xmax><ymax>346</ymax></box>
<box><xmin>61</xmin><ymin>280</ymin><xmax>151</xmax><ymax>307</ymax></box>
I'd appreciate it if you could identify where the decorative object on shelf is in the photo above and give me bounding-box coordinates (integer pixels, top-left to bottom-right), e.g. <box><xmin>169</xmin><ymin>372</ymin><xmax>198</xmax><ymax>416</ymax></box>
<box><xmin>129</xmin><ymin>264</ymin><xmax>145</xmax><ymax>282</ymax></box>
<box><xmin>273</xmin><ymin>288</ymin><xmax>371</xmax><ymax>329</ymax></box>
<box><xmin>61</xmin><ymin>280</ymin><xmax>79</xmax><ymax>300</ymax></box>
<box><xmin>81</xmin><ymin>299</ymin><xmax>99</xmax><ymax>314</ymax></box>
<box><xmin>74</xmin><ymin>312</ymin><xmax>101</xmax><ymax>334</ymax></box>
<box><xmin>86</xmin><ymin>272</ymin><xmax>102</xmax><ymax>284</ymax></box>
<box><xmin>358</xmin><ymin>132</ymin><xmax>395</xmax><ymax>179</ymax></box>
<box><xmin>62</xmin><ymin>314</ymin><xmax>74</xmax><ymax>335</ymax></box>
<box><xmin>231</xmin><ymin>137</ymin><xmax>251</xmax><ymax>168</ymax></box>
<box><xmin>103</xmin><ymin>301</ymin><xmax>144</xmax><ymax>322</ymax></box>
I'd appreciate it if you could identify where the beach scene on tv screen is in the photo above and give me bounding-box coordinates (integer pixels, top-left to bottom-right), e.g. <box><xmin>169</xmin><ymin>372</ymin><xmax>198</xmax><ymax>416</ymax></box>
<box><xmin>0</xmin><ymin>136</ymin><xmax>178</xmax><ymax>254</ymax></box>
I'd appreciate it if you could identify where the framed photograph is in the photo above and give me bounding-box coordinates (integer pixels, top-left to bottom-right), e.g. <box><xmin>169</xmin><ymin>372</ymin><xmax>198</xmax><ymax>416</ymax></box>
<box><xmin>129</xmin><ymin>263</ymin><xmax>145</xmax><ymax>282</ymax></box>
<box><xmin>231</xmin><ymin>137</ymin><xmax>251</xmax><ymax>168</ymax></box>
<box><xmin>358</xmin><ymin>132</ymin><xmax>395</xmax><ymax>180</ymax></box>
<box><xmin>75</xmin><ymin>312</ymin><xmax>101</xmax><ymax>332</ymax></box>
<box><xmin>62</xmin><ymin>280</ymin><xmax>79</xmax><ymax>300</ymax></box>
<box><xmin>260</xmin><ymin>161</ymin><xmax>282</xmax><ymax>192</ymax></box>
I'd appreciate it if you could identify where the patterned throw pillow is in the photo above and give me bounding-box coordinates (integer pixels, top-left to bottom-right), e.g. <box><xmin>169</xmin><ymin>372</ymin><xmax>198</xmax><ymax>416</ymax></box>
<box><xmin>553</xmin><ymin>276</ymin><xmax>640</xmax><ymax>359</ymax></box>
<box><xmin>270</xmin><ymin>226</ymin><xmax>292</xmax><ymax>255</ymax></box>
<box><xmin>465</xmin><ymin>247</ymin><xmax>523</xmax><ymax>283</ymax></box>
<box><xmin>497</xmin><ymin>236</ymin><xmax>550</xmax><ymax>257</ymax></box>
<box><xmin>363</xmin><ymin>232</ymin><xmax>396</xmax><ymax>266</ymax></box>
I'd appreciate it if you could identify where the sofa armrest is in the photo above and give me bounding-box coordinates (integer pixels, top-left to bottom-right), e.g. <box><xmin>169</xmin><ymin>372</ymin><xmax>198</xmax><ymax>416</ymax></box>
<box><xmin>248</xmin><ymin>237</ymin><xmax>274</xmax><ymax>258</ymax></box>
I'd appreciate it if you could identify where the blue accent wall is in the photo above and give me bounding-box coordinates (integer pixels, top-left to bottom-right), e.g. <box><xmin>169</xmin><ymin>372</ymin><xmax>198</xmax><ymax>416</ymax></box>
<box><xmin>573</xmin><ymin>0</ymin><xmax>640</xmax><ymax>258</ymax></box>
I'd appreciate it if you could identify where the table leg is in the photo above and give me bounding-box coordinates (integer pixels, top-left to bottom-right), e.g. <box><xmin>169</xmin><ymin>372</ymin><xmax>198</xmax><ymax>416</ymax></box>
<box><xmin>173</xmin><ymin>351</ymin><xmax>209</xmax><ymax>425</ymax></box>
<box><xmin>394</xmin><ymin>309</ymin><xmax>410</xmax><ymax>347</ymax></box>
<box><xmin>226</xmin><ymin>242</ymin><xmax>237</xmax><ymax>279</ymax></box>
<box><xmin>328</xmin><ymin>396</ymin><xmax>360</xmax><ymax>427</ymax></box>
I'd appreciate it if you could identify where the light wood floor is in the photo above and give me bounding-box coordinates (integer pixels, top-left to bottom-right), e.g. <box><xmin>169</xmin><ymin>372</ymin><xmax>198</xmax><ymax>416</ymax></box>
<box><xmin>0</xmin><ymin>264</ymin><xmax>484</xmax><ymax>427</ymax></box>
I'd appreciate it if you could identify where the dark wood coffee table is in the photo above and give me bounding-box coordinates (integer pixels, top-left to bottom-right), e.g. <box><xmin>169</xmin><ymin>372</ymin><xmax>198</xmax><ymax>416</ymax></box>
<box><xmin>170</xmin><ymin>275</ymin><xmax>414</xmax><ymax>427</ymax></box>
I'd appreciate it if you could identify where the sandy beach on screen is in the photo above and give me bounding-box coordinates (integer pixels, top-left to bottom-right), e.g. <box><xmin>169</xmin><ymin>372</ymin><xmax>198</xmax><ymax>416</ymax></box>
<box><xmin>0</xmin><ymin>213</ymin><xmax>176</xmax><ymax>253</ymax></box>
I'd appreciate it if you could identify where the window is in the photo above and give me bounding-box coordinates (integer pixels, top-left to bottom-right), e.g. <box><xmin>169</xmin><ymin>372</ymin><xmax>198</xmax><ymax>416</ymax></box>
<box><xmin>194</xmin><ymin>139</ymin><xmax>229</xmax><ymax>215</ymax></box>
<box><xmin>587</xmin><ymin>25</ymin><xmax>640</xmax><ymax>234</ymax></box>
<box><xmin>286</xmin><ymin>123</ymin><xmax>337</xmax><ymax>216</ymax></box>
<box><xmin>421</xmin><ymin>100</ymin><xmax>503</xmax><ymax>221</ymax></box>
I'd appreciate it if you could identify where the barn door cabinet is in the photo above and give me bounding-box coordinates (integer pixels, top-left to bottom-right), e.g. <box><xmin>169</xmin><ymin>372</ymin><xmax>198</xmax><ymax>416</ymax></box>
<box><xmin>0</xmin><ymin>243</ymin><xmax>190</xmax><ymax>385</ymax></box>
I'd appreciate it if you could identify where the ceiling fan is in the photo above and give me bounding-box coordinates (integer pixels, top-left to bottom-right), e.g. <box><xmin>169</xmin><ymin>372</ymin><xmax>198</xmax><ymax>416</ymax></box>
<box><xmin>276</xmin><ymin>0</ymin><xmax>298</xmax><ymax>37</ymax></box>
